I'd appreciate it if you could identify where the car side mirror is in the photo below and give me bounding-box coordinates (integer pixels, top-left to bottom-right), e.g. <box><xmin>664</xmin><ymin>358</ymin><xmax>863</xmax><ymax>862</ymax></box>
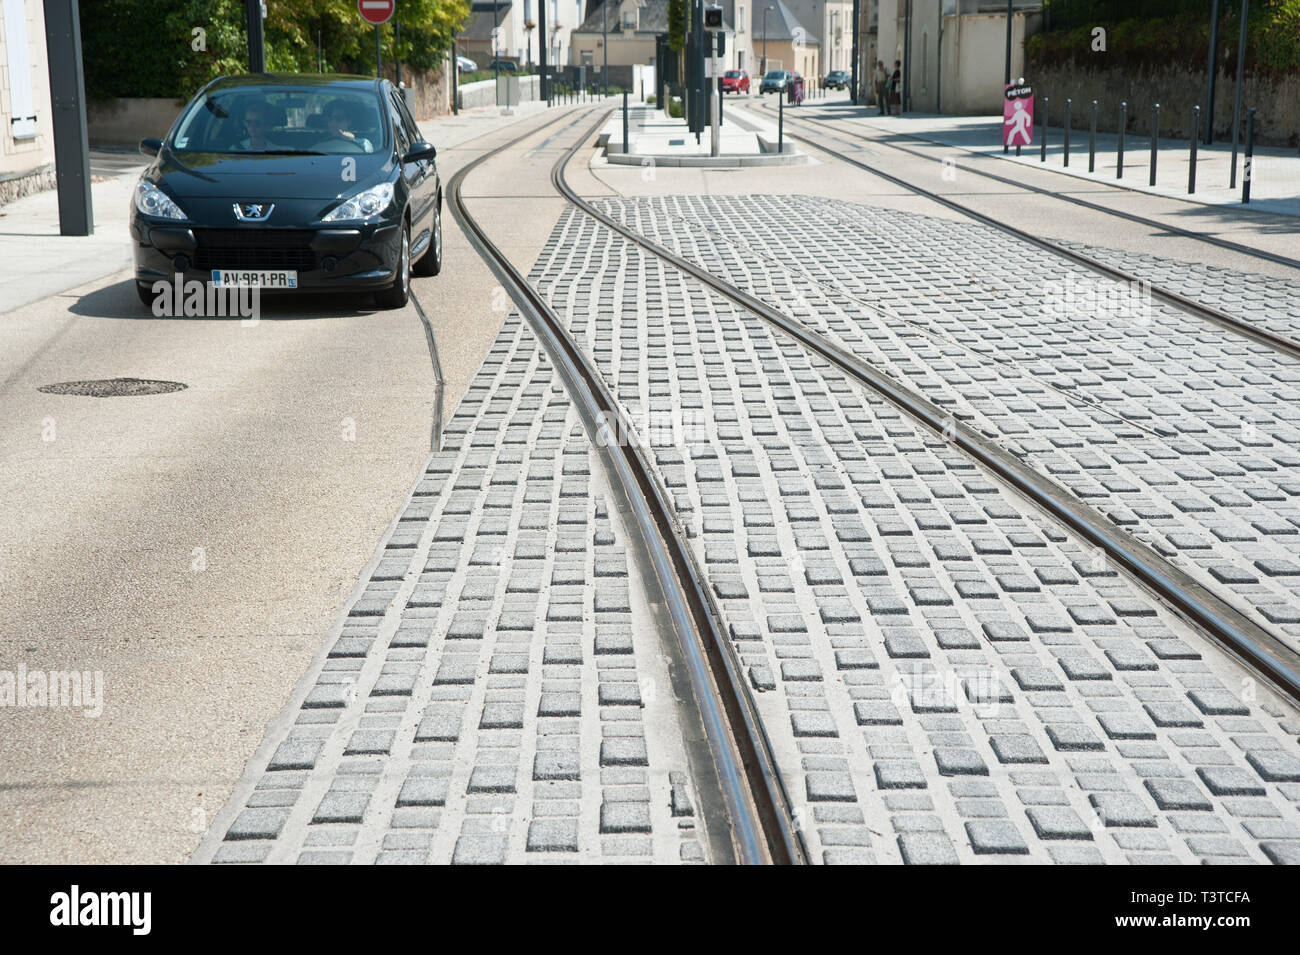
<box><xmin>403</xmin><ymin>141</ymin><xmax>437</xmax><ymax>163</ymax></box>
<box><xmin>139</xmin><ymin>137</ymin><xmax>163</xmax><ymax>158</ymax></box>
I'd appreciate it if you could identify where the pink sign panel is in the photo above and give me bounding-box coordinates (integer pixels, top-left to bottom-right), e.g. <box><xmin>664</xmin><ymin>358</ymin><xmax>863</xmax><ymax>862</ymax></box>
<box><xmin>1004</xmin><ymin>83</ymin><xmax>1034</xmax><ymax>147</ymax></box>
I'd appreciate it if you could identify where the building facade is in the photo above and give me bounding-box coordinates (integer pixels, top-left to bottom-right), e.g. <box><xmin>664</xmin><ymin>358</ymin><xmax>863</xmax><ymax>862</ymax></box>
<box><xmin>458</xmin><ymin>0</ymin><xmax>576</xmax><ymax>70</ymax></box>
<box><xmin>875</xmin><ymin>0</ymin><xmax>1041</xmax><ymax>114</ymax></box>
<box><xmin>0</xmin><ymin>0</ymin><xmax>54</xmax><ymax>203</ymax></box>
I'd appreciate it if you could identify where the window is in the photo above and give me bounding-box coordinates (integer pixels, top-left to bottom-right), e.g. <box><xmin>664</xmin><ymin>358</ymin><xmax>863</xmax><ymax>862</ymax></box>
<box><xmin>739</xmin><ymin>5</ymin><xmax>745</xmax><ymax>31</ymax></box>
<box><xmin>2</xmin><ymin>0</ymin><xmax>37</xmax><ymax>140</ymax></box>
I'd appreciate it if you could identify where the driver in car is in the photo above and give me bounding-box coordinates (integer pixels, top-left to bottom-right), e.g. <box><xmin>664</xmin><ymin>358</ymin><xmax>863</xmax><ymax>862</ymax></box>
<box><xmin>237</xmin><ymin>105</ymin><xmax>289</xmax><ymax>152</ymax></box>
<box><xmin>321</xmin><ymin>100</ymin><xmax>374</xmax><ymax>153</ymax></box>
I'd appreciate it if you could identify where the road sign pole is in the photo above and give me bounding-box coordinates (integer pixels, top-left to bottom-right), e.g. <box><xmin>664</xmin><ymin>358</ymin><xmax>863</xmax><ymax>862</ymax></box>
<box><xmin>376</xmin><ymin>25</ymin><xmax>381</xmax><ymax>77</ymax></box>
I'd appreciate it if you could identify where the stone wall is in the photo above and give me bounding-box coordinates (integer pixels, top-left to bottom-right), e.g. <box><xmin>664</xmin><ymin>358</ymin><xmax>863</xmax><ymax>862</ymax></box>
<box><xmin>1030</xmin><ymin>63</ymin><xmax>1300</xmax><ymax>147</ymax></box>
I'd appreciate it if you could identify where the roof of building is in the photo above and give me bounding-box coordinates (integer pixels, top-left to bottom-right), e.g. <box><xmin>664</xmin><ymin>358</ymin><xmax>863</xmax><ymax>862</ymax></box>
<box><xmin>758</xmin><ymin>1</ymin><xmax>817</xmax><ymax>44</ymax></box>
<box><xmin>461</xmin><ymin>1</ymin><xmax>512</xmax><ymax>40</ymax></box>
<box><xmin>574</xmin><ymin>0</ymin><xmax>727</xmax><ymax>35</ymax></box>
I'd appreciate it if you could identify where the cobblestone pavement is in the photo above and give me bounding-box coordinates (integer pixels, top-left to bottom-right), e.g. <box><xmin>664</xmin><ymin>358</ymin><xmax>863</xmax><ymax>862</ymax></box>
<box><xmin>533</xmin><ymin>201</ymin><xmax>1300</xmax><ymax>864</ymax></box>
<box><xmin>1057</xmin><ymin>240</ymin><xmax>1300</xmax><ymax>346</ymax></box>
<box><xmin>196</xmin><ymin>310</ymin><xmax>710</xmax><ymax>865</ymax></box>
<box><xmin>593</xmin><ymin>195</ymin><xmax>1300</xmax><ymax>657</ymax></box>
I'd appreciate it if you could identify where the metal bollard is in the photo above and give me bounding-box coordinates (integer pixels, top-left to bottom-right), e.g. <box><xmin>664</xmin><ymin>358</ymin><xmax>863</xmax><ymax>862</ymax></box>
<box><xmin>1243</xmin><ymin>107</ymin><xmax>1255</xmax><ymax>203</ymax></box>
<box><xmin>778</xmin><ymin>88</ymin><xmax>785</xmax><ymax>153</ymax></box>
<box><xmin>1189</xmin><ymin>106</ymin><xmax>1200</xmax><ymax>194</ymax></box>
<box><xmin>1064</xmin><ymin>99</ymin><xmax>1071</xmax><ymax>167</ymax></box>
<box><xmin>1041</xmin><ymin>97</ymin><xmax>1048</xmax><ymax>162</ymax></box>
<box><xmin>1117</xmin><ymin>102</ymin><xmax>1126</xmax><ymax>178</ymax></box>
<box><xmin>1149</xmin><ymin>103</ymin><xmax>1160</xmax><ymax>187</ymax></box>
<box><xmin>1089</xmin><ymin>100</ymin><xmax>1097</xmax><ymax>172</ymax></box>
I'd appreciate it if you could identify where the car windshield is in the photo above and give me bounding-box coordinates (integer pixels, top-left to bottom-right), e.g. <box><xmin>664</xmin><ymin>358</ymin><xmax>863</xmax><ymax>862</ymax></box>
<box><xmin>725</xmin><ymin>71</ymin><xmax>742</xmax><ymax>77</ymax></box>
<box><xmin>767</xmin><ymin>71</ymin><xmax>787</xmax><ymax>79</ymax></box>
<box><xmin>170</xmin><ymin>86</ymin><xmax>387</xmax><ymax>156</ymax></box>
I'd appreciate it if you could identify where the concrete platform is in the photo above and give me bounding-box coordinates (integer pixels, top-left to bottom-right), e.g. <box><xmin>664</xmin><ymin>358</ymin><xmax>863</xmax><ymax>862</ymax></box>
<box><xmin>597</xmin><ymin>103</ymin><xmax>806</xmax><ymax>167</ymax></box>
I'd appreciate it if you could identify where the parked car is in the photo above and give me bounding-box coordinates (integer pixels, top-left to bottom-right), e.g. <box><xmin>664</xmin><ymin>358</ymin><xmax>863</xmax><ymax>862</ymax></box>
<box><xmin>759</xmin><ymin>70</ymin><xmax>790</xmax><ymax>94</ymax></box>
<box><xmin>456</xmin><ymin>55</ymin><xmax>478</xmax><ymax>72</ymax></box>
<box><xmin>720</xmin><ymin>70</ymin><xmax>750</xmax><ymax>94</ymax></box>
<box><xmin>488</xmin><ymin>59</ymin><xmax>518</xmax><ymax>73</ymax></box>
<box><xmin>824</xmin><ymin>70</ymin><xmax>850</xmax><ymax>90</ymax></box>
<box><xmin>131</xmin><ymin>74</ymin><xmax>443</xmax><ymax>310</ymax></box>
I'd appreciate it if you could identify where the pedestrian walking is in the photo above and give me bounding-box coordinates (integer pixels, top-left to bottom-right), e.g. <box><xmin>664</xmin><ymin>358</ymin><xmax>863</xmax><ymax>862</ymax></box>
<box><xmin>873</xmin><ymin>60</ymin><xmax>888</xmax><ymax>115</ymax></box>
<box><xmin>889</xmin><ymin>61</ymin><xmax>902</xmax><ymax>115</ymax></box>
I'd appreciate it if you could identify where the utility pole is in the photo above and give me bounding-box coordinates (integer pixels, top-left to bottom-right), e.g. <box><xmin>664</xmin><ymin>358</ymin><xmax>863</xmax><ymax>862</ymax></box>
<box><xmin>43</xmin><ymin>0</ymin><xmax>93</xmax><ymax>236</ymax></box>
<box><xmin>603</xmin><ymin>0</ymin><xmax>609</xmax><ymax>94</ymax></box>
<box><xmin>245</xmin><ymin>0</ymin><xmax>265</xmax><ymax>72</ymax></box>
<box><xmin>540</xmin><ymin>0</ymin><xmax>549</xmax><ymax>101</ymax></box>
<box><xmin>850</xmin><ymin>0</ymin><xmax>859</xmax><ymax>104</ymax></box>
<box><xmin>902</xmin><ymin>0</ymin><xmax>911</xmax><ymax>112</ymax></box>
<box><xmin>1004</xmin><ymin>0</ymin><xmax>1012</xmax><ymax>86</ymax></box>
<box><xmin>1205</xmin><ymin>0</ymin><xmax>1220</xmax><ymax>144</ymax></box>
<box><xmin>1229</xmin><ymin>0</ymin><xmax>1248</xmax><ymax>188</ymax></box>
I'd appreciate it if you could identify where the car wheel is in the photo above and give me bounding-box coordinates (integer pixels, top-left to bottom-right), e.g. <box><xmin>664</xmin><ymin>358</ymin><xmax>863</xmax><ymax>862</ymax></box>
<box><xmin>413</xmin><ymin>199</ymin><xmax>442</xmax><ymax>277</ymax></box>
<box><xmin>136</xmin><ymin>281</ymin><xmax>157</xmax><ymax>308</ymax></box>
<box><xmin>375</xmin><ymin>223</ymin><xmax>411</xmax><ymax>309</ymax></box>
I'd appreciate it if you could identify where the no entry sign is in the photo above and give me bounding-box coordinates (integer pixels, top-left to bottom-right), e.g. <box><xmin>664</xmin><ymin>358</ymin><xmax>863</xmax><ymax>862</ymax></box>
<box><xmin>1004</xmin><ymin>82</ymin><xmax>1034</xmax><ymax>147</ymax></box>
<box><xmin>358</xmin><ymin>0</ymin><xmax>394</xmax><ymax>25</ymax></box>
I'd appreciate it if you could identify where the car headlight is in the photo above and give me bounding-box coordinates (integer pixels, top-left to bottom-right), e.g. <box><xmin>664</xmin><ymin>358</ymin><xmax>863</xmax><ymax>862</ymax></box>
<box><xmin>322</xmin><ymin>182</ymin><xmax>395</xmax><ymax>222</ymax></box>
<box><xmin>134</xmin><ymin>180</ymin><xmax>186</xmax><ymax>220</ymax></box>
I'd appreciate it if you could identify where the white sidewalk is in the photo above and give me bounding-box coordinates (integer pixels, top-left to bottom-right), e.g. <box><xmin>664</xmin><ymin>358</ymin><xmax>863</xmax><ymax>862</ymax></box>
<box><xmin>849</xmin><ymin>109</ymin><xmax>1300</xmax><ymax>217</ymax></box>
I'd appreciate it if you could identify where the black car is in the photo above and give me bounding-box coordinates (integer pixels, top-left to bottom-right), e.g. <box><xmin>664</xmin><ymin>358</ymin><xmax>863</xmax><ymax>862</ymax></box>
<box><xmin>487</xmin><ymin>59</ymin><xmax>518</xmax><ymax>73</ymax></box>
<box><xmin>824</xmin><ymin>70</ymin><xmax>850</xmax><ymax>90</ymax></box>
<box><xmin>131</xmin><ymin>73</ymin><xmax>442</xmax><ymax>310</ymax></box>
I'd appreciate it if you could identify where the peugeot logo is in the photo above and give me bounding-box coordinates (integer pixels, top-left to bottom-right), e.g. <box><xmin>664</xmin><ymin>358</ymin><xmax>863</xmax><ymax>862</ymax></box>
<box><xmin>233</xmin><ymin>202</ymin><xmax>273</xmax><ymax>221</ymax></box>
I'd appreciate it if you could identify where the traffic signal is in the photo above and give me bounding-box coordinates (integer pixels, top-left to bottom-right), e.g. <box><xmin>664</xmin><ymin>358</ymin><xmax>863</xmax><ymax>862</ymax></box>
<box><xmin>703</xmin><ymin>5</ymin><xmax>723</xmax><ymax>29</ymax></box>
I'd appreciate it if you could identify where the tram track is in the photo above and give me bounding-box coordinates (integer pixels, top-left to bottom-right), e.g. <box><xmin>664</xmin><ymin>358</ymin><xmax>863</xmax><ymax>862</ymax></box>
<box><xmin>752</xmin><ymin>100</ymin><xmax>1300</xmax><ymax>363</ymax></box>
<box><xmin>446</xmin><ymin>107</ymin><xmax>807</xmax><ymax>865</ymax></box>
<box><xmin>549</xmin><ymin>110</ymin><xmax>1300</xmax><ymax>708</ymax></box>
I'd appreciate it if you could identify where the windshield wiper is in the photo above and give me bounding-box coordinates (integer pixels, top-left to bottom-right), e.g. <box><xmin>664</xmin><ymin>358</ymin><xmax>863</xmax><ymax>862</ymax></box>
<box><xmin>242</xmin><ymin>149</ymin><xmax>327</xmax><ymax>155</ymax></box>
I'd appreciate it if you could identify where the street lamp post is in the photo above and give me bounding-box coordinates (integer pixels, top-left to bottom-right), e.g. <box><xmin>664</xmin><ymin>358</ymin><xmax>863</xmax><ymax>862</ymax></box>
<box><xmin>762</xmin><ymin>5</ymin><xmax>772</xmax><ymax>76</ymax></box>
<box><xmin>1205</xmin><ymin>0</ymin><xmax>1220</xmax><ymax>144</ymax></box>
<box><xmin>829</xmin><ymin>10</ymin><xmax>836</xmax><ymax>72</ymax></box>
<box><xmin>602</xmin><ymin>0</ymin><xmax>608</xmax><ymax>94</ymax></box>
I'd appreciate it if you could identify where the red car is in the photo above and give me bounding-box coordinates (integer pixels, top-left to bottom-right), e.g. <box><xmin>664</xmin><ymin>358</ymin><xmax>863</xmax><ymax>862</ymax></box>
<box><xmin>720</xmin><ymin>70</ymin><xmax>750</xmax><ymax>94</ymax></box>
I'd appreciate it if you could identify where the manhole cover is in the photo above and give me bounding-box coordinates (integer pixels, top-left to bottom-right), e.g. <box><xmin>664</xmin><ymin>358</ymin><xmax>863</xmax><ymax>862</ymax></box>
<box><xmin>37</xmin><ymin>377</ymin><xmax>187</xmax><ymax>397</ymax></box>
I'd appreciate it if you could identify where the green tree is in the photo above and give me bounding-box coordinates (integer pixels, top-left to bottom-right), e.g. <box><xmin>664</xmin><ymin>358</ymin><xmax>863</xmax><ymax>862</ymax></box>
<box><xmin>81</xmin><ymin>0</ymin><xmax>471</xmax><ymax>99</ymax></box>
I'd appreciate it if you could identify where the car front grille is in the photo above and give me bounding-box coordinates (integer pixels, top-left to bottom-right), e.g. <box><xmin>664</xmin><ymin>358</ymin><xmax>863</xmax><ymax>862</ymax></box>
<box><xmin>191</xmin><ymin>229</ymin><xmax>319</xmax><ymax>271</ymax></box>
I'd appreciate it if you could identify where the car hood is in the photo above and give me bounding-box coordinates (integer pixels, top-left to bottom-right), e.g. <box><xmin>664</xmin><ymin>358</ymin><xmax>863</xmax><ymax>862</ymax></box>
<box><xmin>154</xmin><ymin>149</ymin><xmax>393</xmax><ymax>200</ymax></box>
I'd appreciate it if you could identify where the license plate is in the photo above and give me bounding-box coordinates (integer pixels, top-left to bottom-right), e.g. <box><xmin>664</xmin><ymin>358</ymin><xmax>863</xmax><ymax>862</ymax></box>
<box><xmin>211</xmin><ymin>270</ymin><xmax>298</xmax><ymax>289</ymax></box>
